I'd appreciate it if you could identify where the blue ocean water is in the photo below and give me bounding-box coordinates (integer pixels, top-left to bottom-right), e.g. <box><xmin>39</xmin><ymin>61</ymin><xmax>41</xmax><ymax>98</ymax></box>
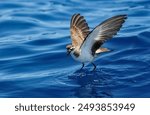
<box><xmin>0</xmin><ymin>0</ymin><xmax>150</xmax><ymax>98</ymax></box>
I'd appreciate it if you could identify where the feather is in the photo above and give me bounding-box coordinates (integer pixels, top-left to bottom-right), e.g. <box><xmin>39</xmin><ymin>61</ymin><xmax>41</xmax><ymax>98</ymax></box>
<box><xmin>81</xmin><ymin>15</ymin><xmax>127</xmax><ymax>56</ymax></box>
<box><xmin>70</xmin><ymin>14</ymin><xmax>90</xmax><ymax>47</ymax></box>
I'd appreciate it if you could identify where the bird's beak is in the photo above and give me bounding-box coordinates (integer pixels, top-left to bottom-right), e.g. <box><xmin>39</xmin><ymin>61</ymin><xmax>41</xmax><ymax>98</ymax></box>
<box><xmin>67</xmin><ymin>50</ymin><xmax>71</xmax><ymax>56</ymax></box>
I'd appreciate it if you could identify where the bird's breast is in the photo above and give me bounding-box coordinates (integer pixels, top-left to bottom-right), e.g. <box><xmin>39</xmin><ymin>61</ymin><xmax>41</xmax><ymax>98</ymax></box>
<box><xmin>71</xmin><ymin>50</ymin><xmax>94</xmax><ymax>62</ymax></box>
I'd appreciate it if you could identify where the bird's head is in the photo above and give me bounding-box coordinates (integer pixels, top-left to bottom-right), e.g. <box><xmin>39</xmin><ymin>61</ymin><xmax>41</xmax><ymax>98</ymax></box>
<box><xmin>66</xmin><ymin>44</ymin><xmax>75</xmax><ymax>55</ymax></box>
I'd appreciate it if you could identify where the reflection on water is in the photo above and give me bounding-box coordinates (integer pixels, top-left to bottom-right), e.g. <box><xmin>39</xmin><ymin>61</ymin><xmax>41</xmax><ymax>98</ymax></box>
<box><xmin>68</xmin><ymin>69</ymin><xmax>114</xmax><ymax>98</ymax></box>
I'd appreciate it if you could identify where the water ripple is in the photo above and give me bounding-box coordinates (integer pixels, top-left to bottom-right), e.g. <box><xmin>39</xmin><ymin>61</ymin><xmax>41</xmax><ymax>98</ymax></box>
<box><xmin>0</xmin><ymin>0</ymin><xmax>150</xmax><ymax>97</ymax></box>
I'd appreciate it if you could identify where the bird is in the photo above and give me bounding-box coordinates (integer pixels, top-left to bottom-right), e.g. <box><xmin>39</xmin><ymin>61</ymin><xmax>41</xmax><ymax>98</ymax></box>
<box><xmin>66</xmin><ymin>13</ymin><xmax>127</xmax><ymax>71</ymax></box>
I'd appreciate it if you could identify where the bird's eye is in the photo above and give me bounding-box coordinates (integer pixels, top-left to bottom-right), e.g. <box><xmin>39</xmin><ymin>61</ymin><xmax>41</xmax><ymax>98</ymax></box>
<box><xmin>70</xmin><ymin>48</ymin><xmax>74</xmax><ymax>51</ymax></box>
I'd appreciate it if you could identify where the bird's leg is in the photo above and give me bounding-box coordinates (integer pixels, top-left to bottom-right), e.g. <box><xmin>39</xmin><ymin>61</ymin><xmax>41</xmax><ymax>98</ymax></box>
<box><xmin>80</xmin><ymin>63</ymin><xmax>84</xmax><ymax>70</ymax></box>
<box><xmin>92</xmin><ymin>63</ymin><xmax>96</xmax><ymax>71</ymax></box>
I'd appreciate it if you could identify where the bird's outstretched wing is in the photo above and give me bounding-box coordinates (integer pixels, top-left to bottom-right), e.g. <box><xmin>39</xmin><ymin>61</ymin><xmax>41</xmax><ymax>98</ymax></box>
<box><xmin>81</xmin><ymin>15</ymin><xmax>127</xmax><ymax>56</ymax></box>
<box><xmin>70</xmin><ymin>14</ymin><xmax>90</xmax><ymax>48</ymax></box>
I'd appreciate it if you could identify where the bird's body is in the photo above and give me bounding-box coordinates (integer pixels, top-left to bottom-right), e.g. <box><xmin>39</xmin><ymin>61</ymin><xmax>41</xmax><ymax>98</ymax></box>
<box><xmin>70</xmin><ymin>47</ymin><xmax>94</xmax><ymax>63</ymax></box>
<box><xmin>66</xmin><ymin>14</ymin><xmax>127</xmax><ymax>70</ymax></box>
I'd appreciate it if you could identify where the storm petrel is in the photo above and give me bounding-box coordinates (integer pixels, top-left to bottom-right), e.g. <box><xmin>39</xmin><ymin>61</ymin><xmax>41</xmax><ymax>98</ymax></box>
<box><xmin>66</xmin><ymin>14</ymin><xmax>127</xmax><ymax>70</ymax></box>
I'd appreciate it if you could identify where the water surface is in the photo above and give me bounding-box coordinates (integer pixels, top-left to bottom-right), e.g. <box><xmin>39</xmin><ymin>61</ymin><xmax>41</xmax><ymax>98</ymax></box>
<box><xmin>0</xmin><ymin>0</ymin><xmax>150</xmax><ymax>97</ymax></box>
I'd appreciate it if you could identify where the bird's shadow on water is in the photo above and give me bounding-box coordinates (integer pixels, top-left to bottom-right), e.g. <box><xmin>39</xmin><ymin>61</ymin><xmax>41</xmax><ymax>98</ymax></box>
<box><xmin>68</xmin><ymin>68</ymin><xmax>114</xmax><ymax>98</ymax></box>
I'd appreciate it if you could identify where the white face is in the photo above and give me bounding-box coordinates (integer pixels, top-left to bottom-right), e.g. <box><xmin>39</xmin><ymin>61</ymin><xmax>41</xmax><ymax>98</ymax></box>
<box><xmin>67</xmin><ymin>46</ymin><xmax>75</xmax><ymax>55</ymax></box>
<box><xmin>70</xmin><ymin>47</ymin><xmax>74</xmax><ymax>51</ymax></box>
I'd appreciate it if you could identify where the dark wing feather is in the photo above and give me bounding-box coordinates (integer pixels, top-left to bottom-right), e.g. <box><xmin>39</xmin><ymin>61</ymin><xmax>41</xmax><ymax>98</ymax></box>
<box><xmin>98</xmin><ymin>15</ymin><xmax>127</xmax><ymax>43</ymax></box>
<box><xmin>70</xmin><ymin>14</ymin><xmax>90</xmax><ymax>48</ymax></box>
<box><xmin>81</xmin><ymin>15</ymin><xmax>127</xmax><ymax>56</ymax></box>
